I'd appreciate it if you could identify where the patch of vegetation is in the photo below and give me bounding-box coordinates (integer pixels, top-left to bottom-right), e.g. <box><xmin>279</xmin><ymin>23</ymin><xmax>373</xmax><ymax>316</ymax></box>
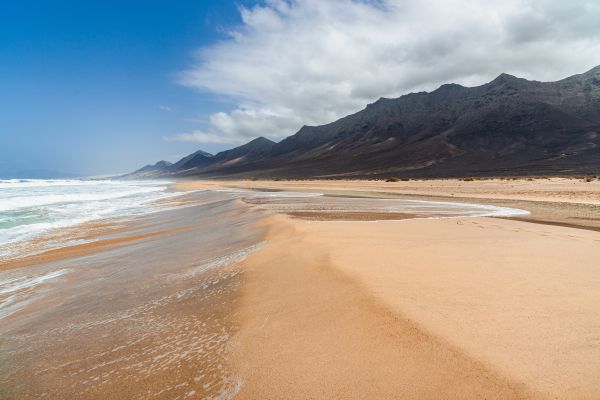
<box><xmin>386</xmin><ymin>177</ymin><xmax>400</xmax><ymax>182</ymax></box>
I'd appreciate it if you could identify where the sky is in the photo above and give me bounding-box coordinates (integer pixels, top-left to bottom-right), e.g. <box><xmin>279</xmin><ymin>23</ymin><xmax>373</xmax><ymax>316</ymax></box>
<box><xmin>2</xmin><ymin>0</ymin><xmax>600</xmax><ymax>176</ymax></box>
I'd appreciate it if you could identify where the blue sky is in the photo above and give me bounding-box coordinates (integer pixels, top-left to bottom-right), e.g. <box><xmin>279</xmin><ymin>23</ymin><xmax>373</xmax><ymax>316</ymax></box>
<box><xmin>0</xmin><ymin>0</ymin><xmax>255</xmax><ymax>176</ymax></box>
<box><xmin>2</xmin><ymin>0</ymin><xmax>600</xmax><ymax>177</ymax></box>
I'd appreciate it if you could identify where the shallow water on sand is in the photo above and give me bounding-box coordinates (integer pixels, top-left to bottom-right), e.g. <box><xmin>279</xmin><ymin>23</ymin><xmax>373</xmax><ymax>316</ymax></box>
<box><xmin>0</xmin><ymin>190</ymin><xmax>265</xmax><ymax>399</ymax></box>
<box><xmin>243</xmin><ymin>192</ymin><xmax>530</xmax><ymax>219</ymax></box>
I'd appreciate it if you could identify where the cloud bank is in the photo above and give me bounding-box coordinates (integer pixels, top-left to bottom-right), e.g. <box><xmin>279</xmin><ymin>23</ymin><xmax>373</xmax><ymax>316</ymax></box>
<box><xmin>168</xmin><ymin>0</ymin><xmax>600</xmax><ymax>144</ymax></box>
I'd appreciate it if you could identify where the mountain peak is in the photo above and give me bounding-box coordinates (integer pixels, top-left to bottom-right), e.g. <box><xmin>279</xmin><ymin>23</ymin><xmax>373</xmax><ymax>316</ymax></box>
<box><xmin>133</xmin><ymin>160</ymin><xmax>173</xmax><ymax>174</ymax></box>
<box><xmin>189</xmin><ymin>149</ymin><xmax>213</xmax><ymax>158</ymax></box>
<box><xmin>434</xmin><ymin>83</ymin><xmax>466</xmax><ymax>94</ymax></box>
<box><xmin>154</xmin><ymin>160</ymin><xmax>172</xmax><ymax>168</ymax></box>
<box><xmin>172</xmin><ymin>149</ymin><xmax>213</xmax><ymax>170</ymax></box>
<box><xmin>490</xmin><ymin>72</ymin><xmax>520</xmax><ymax>85</ymax></box>
<box><xmin>228</xmin><ymin>136</ymin><xmax>276</xmax><ymax>152</ymax></box>
<box><xmin>247</xmin><ymin>136</ymin><xmax>276</xmax><ymax>146</ymax></box>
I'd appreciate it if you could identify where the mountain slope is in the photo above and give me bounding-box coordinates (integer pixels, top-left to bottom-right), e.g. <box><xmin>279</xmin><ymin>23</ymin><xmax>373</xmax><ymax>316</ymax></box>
<box><xmin>249</xmin><ymin>66</ymin><xmax>600</xmax><ymax>178</ymax></box>
<box><xmin>131</xmin><ymin>66</ymin><xmax>600</xmax><ymax>179</ymax></box>
<box><xmin>129</xmin><ymin>160</ymin><xmax>173</xmax><ymax>178</ymax></box>
<box><xmin>174</xmin><ymin>137</ymin><xmax>277</xmax><ymax>177</ymax></box>
<box><xmin>172</xmin><ymin>150</ymin><xmax>213</xmax><ymax>171</ymax></box>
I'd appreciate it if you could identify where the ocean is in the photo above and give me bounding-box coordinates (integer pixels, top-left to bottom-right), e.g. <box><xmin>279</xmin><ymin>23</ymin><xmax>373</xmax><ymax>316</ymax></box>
<box><xmin>0</xmin><ymin>179</ymin><xmax>182</xmax><ymax>261</ymax></box>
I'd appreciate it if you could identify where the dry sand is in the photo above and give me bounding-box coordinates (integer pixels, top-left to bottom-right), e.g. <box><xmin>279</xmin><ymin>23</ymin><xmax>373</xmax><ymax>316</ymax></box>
<box><xmin>176</xmin><ymin>177</ymin><xmax>600</xmax><ymax>205</ymax></box>
<box><xmin>175</xmin><ymin>179</ymin><xmax>600</xmax><ymax>399</ymax></box>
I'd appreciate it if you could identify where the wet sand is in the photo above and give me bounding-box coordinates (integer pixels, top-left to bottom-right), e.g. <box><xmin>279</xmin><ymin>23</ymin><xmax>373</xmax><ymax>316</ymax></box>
<box><xmin>0</xmin><ymin>190</ymin><xmax>265</xmax><ymax>399</ymax></box>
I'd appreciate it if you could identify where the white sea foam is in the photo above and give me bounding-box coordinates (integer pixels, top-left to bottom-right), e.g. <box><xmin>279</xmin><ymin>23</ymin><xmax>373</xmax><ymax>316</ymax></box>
<box><xmin>0</xmin><ymin>268</ymin><xmax>72</xmax><ymax>320</ymax></box>
<box><xmin>0</xmin><ymin>187</ymin><xmax>165</xmax><ymax>212</ymax></box>
<box><xmin>248</xmin><ymin>195</ymin><xmax>529</xmax><ymax>220</ymax></box>
<box><xmin>165</xmin><ymin>243</ymin><xmax>266</xmax><ymax>282</ymax></box>
<box><xmin>399</xmin><ymin>199</ymin><xmax>530</xmax><ymax>218</ymax></box>
<box><xmin>0</xmin><ymin>179</ymin><xmax>182</xmax><ymax>261</ymax></box>
<box><xmin>0</xmin><ymin>269</ymin><xmax>72</xmax><ymax>295</ymax></box>
<box><xmin>218</xmin><ymin>187</ymin><xmax>528</xmax><ymax>218</ymax></box>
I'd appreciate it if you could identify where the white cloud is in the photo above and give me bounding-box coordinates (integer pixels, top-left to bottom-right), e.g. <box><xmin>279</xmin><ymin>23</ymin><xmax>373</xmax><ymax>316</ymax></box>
<box><xmin>175</xmin><ymin>0</ymin><xmax>600</xmax><ymax>144</ymax></box>
<box><xmin>159</xmin><ymin>105</ymin><xmax>173</xmax><ymax>112</ymax></box>
<box><xmin>162</xmin><ymin>131</ymin><xmax>246</xmax><ymax>145</ymax></box>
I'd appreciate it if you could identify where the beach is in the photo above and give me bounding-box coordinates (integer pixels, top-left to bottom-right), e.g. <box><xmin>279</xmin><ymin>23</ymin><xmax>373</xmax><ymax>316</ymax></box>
<box><xmin>1</xmin><ymin>178</ymin><xmax>599</xmax><ymax>398</ymax></box>
<box><xmin>0</xmin><ymin>186</ymin><xmax>266</xmax><ymax>399</ymax></box>
<box><xmin>175</xmin><ymin>178</ymin><xmax>600</xmax><ymax>231</ymax></box>
<box><xmin>180</xmin><ymin>178</ymin><xmax>600</xmax><ymax>399</ymax></box>
<box><xmin>7</xmin><ymin>2</ymin><xmax>600</xmax><ymax>399</ymax></box>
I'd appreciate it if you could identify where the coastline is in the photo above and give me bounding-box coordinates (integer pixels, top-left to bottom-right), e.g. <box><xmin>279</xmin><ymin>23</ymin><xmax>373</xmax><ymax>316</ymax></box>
<box><xmin>175</xmin><ymin>179</ymin><xmax>600</xmax><ymax>399</ymax></box>
<box><xmin>174</xmin><ymin>178</ymin><xmax>600</xmax><ymax>231</ymax></box>
<box><xmin>0</xmin><ymin>189</ymin><xmax>265</xmax><ymax>399</ymax></box>
<box><xmin>2</xmin><ymin>178</ymin><xmax>599</xmax><ymax>398</ymax></box>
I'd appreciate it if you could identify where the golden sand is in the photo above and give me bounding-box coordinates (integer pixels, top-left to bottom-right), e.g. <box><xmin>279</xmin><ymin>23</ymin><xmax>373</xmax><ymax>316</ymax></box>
<box><xmin>173</xmin><ymin>177</ymin><xmax>600</xmax><ymax>206</ymax></box>
<box><xmin>174</xmin><ymin>179</ymin><xmax>600</xmax><ymax>399</ymax></box>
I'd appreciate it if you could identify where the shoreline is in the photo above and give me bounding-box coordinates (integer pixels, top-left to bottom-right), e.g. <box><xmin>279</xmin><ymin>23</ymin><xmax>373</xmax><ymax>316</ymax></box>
<box><xmin>0</xmin><ymin>189</ymin><xmax>265</xmax><ymax>399</ymax></box>
<box><xmin>174</xmin><ymin>178</ymin><xmax>600</xmax><ymax>231</ymax></box>
<box><xmin>2</xmin><ymin>178</ymin><xmax>599</xmax><ymax>398</ymax></box>
<box><xmin>172</xmin><ymin>179</ymin><xmax>600</xmax><ymax>398</ymax></box>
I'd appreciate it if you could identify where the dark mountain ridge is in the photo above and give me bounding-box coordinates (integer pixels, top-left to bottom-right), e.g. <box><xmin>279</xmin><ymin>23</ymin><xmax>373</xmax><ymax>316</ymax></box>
<box><xmin>129</xmin><ymin>66</ymin><xmax>600</xmax><ymax>179</ymax></box>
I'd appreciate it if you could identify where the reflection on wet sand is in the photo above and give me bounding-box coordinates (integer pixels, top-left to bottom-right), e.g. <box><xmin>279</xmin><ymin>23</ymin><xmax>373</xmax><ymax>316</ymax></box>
<box><xmin>0</xmin><ymin>191</ymin><xmax>264</xmax><ymax>399</ymax></box>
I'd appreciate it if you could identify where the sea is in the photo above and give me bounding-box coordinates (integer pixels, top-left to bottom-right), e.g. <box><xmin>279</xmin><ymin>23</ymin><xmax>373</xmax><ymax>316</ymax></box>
<box><xmin>0</xmin><ymin>179</ymin><xmax>182</xmax><ymax>262</ymax></box>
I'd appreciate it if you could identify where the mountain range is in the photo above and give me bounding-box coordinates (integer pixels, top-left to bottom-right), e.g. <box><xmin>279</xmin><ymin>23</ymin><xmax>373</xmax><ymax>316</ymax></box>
<box><xmin>129</xmin><ymin>66</ymin><xmax>600</xmax><ymax>179</ymax></box>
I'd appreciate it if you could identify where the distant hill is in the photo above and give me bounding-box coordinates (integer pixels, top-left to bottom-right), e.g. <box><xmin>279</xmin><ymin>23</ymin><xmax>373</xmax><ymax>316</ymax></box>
<box><xmin>124</xmin><ymin>137</ymin><xmax>276</xmax><ymax>179</ymax></box>
<box><xmin>128</xmin><ymin>66</ymin><xmax>600</xmax><ymax>179</ymax></box>
<box><xmin>129</xmin><ymin>160</ymin><xmax>174</xmax><ymax>178</ymax></box>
